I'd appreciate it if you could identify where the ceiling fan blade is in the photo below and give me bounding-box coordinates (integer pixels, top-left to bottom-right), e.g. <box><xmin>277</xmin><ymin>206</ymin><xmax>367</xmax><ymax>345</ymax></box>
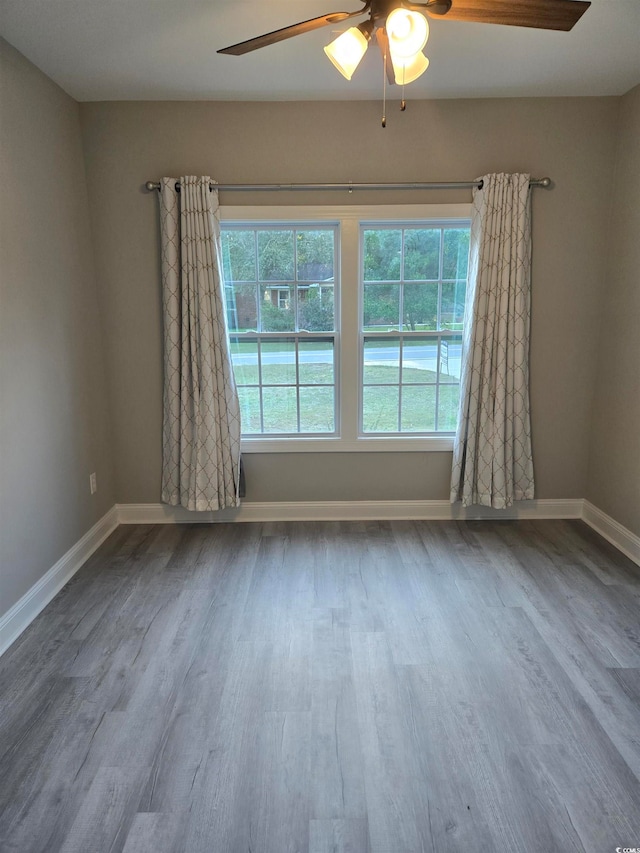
<box><xmin>218</xmin><ymin>10</ymin><xmax>364</xmax><ymax>55</ymax></box>
<box><xmin>376</xmin><ymin>28</ymin><xmax>396</xmax><ymax>84</ymax></box>
<box><xmin>430</xmin><ymin>0</ymin><xmax>591</xmax><ymax>31</ymax></box>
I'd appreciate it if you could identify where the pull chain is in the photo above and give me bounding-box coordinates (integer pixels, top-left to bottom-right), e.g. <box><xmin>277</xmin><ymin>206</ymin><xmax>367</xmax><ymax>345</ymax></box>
<box><xmin>382</xmin><ymin>49</ymin><xmax>387</xmax><ymax>128</ymax></box>
<box><xmin>400</xmin><ymin>65</ymin><xmax>406</xmax><ymax>111</ymax></box>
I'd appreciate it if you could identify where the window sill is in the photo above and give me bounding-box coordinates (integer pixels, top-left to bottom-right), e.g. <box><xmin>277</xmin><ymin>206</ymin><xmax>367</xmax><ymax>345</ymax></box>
<box><xmin>240</xmin><ymin>436</ymin><xmax>454</xmax><ymax>453</ymax></box>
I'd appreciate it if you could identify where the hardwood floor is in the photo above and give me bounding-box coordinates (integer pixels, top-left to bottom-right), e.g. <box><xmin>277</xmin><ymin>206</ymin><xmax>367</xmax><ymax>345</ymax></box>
<box><xmin>1</xmin><ymin>519</ymin><xmax>639</xmax><ymax>852</ymax></box>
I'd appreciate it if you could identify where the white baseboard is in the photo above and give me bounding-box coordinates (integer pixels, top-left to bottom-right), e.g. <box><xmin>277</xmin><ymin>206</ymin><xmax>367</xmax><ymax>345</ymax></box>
<box><xmin>116</xmin><ymin>498</ymin><xmax>583</xmax><ymax>525</ymax></box>
<box><xmin>0</xmin><ymin>507</ymin><xmax>119</xmax><ymax>658</ymax></box>
<box><xmin>582</xmin><ymin>501</ymin><xmax>640</xmax><ymax>566</ymax></box>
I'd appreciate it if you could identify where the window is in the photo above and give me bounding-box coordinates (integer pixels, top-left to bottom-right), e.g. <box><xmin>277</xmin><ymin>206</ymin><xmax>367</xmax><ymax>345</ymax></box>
<box><xmin>221</xmin><ymin>204</ymin><xmax>470</xmax><ymax>452</ymax></box>
<box><xmin>221</xmin><ymin>224</ymin><xmax>338</xmax><ymax>436</ymax></box>
<box><xmin>361</xmin><ymin>223</ymin><xmax>469</xmax><ymax>434</ymax></box>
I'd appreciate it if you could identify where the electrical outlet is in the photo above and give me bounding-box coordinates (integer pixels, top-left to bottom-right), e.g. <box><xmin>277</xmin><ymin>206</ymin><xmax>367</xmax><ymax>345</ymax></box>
<box><xmin>89</xmin><ymin>472</ymin><xmax>97</xmax><ymax>495</ymax></box>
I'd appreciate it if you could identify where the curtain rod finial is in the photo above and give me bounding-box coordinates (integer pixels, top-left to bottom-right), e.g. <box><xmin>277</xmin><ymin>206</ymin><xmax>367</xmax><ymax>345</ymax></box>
<box><xmin>145</xmin><ymin>181</ymin><xmax>160</xmax><ymax>192</ymax></box>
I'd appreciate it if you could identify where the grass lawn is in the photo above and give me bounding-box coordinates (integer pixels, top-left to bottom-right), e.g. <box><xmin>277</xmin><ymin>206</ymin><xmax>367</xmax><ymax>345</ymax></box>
<box><xmin>235</xmin><ymin>362</ymin><xmax>459</xmax><ymax>434</ymax></box>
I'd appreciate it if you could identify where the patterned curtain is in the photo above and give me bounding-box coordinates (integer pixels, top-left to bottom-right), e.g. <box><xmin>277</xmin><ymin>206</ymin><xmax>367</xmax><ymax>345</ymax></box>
<box><xmin>159</xmin><ymin>176</ymin><xmax>242</xmax><ymax>511</ymax></box>
<box><xmin>450</xmin><ymin>173</ymin><xmax>534</xmax><ymax>509</ymax></box>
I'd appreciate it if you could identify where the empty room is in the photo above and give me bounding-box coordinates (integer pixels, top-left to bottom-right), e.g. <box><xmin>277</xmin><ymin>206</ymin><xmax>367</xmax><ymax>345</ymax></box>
<box><xmin>1</xmin><ymin>0</ymin><xmax>639</xmax><ymax>850</ymax></box>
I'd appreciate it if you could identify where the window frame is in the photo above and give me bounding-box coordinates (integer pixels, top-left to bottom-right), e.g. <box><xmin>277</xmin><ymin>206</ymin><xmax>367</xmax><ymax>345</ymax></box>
<box><xmin>220</xmin><ymin>203</ymin><xmax>471</xmax><ymax>453</ymax></box>
<box><xmin>359</xmin><ymin>220</ymin><xmax>469</xmax><ymax>437</ymax></box>
<box><xmin>222</xmin><ymin>221</ymin><xmax>340</xmax><ymax>440</ymax></box>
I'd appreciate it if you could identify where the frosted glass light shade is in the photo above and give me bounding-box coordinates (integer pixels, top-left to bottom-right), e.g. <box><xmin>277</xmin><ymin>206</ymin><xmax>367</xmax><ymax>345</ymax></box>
<box><xmin>386</xmin><ymin>9</ymin><xmax>429</xmax><ymax>58</ymax></box>
<box><xmin>391</xmin><ymin>49</ymin><xmax>430</xmax><ymax>84</ymax></box>
<box><xmin>324</xmin><ymin>27</ymin><xmax>369</xmax><ymax>80</ymax></box>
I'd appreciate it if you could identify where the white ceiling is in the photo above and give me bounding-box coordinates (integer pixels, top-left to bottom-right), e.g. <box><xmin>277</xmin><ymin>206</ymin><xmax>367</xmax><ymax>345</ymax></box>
<box><xmin>1</xmin><ymin>0</ymin><xmax>639</xmax><ymax>102</ymax></box>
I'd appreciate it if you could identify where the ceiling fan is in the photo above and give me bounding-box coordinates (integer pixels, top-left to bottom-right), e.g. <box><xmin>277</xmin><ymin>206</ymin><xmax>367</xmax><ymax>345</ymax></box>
<box><xmin>218</xmin><ymin>0</ymin><xmax>590</xmax><ymax>124</ymax></box>
<box><xmin>218</xmin><ymin>0</ymin><xmax>591</xmax><ymax>63</ymax></box>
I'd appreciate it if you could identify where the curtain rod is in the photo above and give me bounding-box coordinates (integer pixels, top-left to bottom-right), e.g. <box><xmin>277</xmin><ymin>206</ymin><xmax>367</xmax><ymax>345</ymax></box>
<box><xmin>144</xmin><ymin>178</ymin><xmax>551</xmax><ymax>193</ymax></box>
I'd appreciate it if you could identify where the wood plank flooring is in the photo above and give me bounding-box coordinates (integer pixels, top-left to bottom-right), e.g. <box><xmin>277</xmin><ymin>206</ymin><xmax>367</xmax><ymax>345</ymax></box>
<box><xmin>1</xmin><ymin>519</ymin><xmax>640</xmax><ymax>852</ymax></box>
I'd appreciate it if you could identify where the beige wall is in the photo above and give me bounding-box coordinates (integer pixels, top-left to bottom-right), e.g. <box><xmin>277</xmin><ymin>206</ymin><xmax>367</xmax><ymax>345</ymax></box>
<box><xmin>587</xmin><ymin>85</ymin><xmax>640</xmax><ymax>537</ymax></box>
<box><xmin>0</xmin><ymin>39</ymin><xmax>114</xmax><ymax>614</ymax></box>
<box><xmin>80</xmin><ymin>97</ymin><xmax>618</xmax><ymax>506</ymax></box>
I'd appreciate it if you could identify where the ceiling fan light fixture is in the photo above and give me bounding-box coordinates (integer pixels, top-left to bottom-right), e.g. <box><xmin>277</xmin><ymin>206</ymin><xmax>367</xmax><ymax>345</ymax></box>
<box><xmin>390</xmin><ymin>49</ymin><xmax>430</xmax><ymax>84</ymax></box>
<box><xmin>324</xmin><ymin>24</ymin><xmax>371</xmax><ymax>80</ymax></box>
<box><xmin>386</xmin><ymin>9</ymin><xmax>429</xmax><ymax>58</ymax></box>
